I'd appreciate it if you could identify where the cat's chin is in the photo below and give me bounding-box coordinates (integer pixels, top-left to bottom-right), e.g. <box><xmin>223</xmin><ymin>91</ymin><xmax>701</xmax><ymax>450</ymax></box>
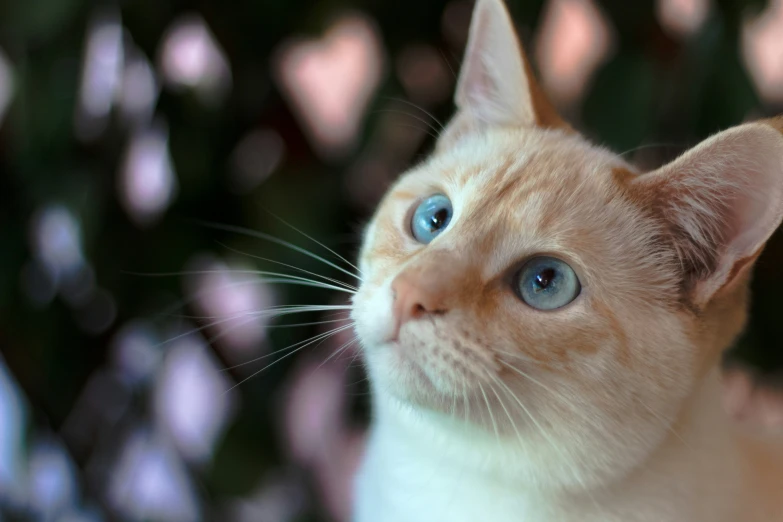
<box><xmin>365</xmin><ymin>339</ymin><xmax>496</xmax><ymax>426</ymax></box>
<box><xmin>364</xmin><ymin>340</ymin><xmax>458</xmax><ymax>412</ymax></box>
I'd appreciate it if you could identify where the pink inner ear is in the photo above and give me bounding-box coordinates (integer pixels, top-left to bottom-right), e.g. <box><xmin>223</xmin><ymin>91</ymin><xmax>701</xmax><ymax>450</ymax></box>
<box><xmin>453</xmin><ymin>0</ymin><xmax>534</xmax><ymax>128</ymax></box>
<box><xmin>727</xmin><ymin>182</ymin><xmax>774</xmax><ymax>258</ymax></box>
<box><xmin>634</xmin><ymin>122</ymin><xmax>783</xmax><ymax>304</ymax></box>
<box><xmin>691</xmin><ymin>126</ymin><xmax>783</xmax><ymax>301</ymax></box>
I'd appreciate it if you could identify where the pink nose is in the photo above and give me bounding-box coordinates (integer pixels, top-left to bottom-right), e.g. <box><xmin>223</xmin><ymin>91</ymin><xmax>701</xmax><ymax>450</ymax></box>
<box><xmin>390</xmin><ymin>269</ymin><xmax>450</xmax><ymax>340</ymax></box>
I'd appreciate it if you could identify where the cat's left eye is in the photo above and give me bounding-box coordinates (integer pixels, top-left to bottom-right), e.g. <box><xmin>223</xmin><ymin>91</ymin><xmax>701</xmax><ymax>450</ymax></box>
<box><xmin>411</xmin><ymin>194</ymin><xmax>453</xmax><ymax>244</ymax></box>
<box><xmin>515</xmin><ymin>256</ymin><xmax>580</xmax><ymax>310</ymax></box>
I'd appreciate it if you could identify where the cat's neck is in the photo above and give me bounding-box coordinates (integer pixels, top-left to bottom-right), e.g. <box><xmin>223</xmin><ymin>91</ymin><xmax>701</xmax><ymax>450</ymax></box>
<box><xmin>360</xmin><ymin>368</ymin><xmax>755</xmax><ymax>522</ymax></box>
<box><xmin>596</xmin><ymin>368</ymin><xmax>745</xmax><ymax>517</ymax></box>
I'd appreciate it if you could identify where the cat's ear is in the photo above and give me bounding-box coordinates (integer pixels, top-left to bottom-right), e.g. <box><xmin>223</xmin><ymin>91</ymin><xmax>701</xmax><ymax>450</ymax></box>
<box><xmin>626</xmin><ymin>119</ymin><xmax>783</xmax><ymax>306</ymax></box>
<box><xmin>439</xmin><ymin>0</ymin><xmax>567</xmax><ymax>148</ymax></box>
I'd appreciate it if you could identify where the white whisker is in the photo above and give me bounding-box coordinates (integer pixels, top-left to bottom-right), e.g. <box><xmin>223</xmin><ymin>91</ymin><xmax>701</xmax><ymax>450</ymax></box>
<box><xmin>217</xmin><ymin>240</ymin><xmax>358</xmax><ymax>292</ymax></box>
<box><xmin>380</xmin><ymin>96</ymin><xmax>446</xmax><ymax>131</ymax></box>
<box><xmin>372</xmin><ymin>108</ymin><xmax>443</xmax><ymax>138</ymax></box>
<box><xmin>190</xmin><ymin>220</ymin><xmax>363</xmax><ymax>282</ymax></box>
<box><xmin>154</xmin><ymin>304</ymin><xmax>350</xmax><ymax>349</ymax></box>
<box><xmin>317</xmin><ymin>335</ymin><xmax>360</xmax><ymax>370</ymax></box>
<box><xmin>486</xmin><ymin>374</ymin><xmax>523</xmax><ymax>444</ymax></box>
<box><xmin>494</xmin><ymin>365</ymin><xmax>596</xmax><ymax>499</ymax></box>
<box><xmin>478</xmin><ymin>382</ymin><xmax>500</xmax><ymax>444</ymax></box>
<box><xmin>129</xmin><ymin>269</ymin><xmax>355</xmax><ymax>294</ymax></box>
<box><xmin>224</xmin><ymin>323</ymin><xmax>355</xmax><ymax>392</ymax></box>
<box><xmin>264</xmin><ymin>211</ymin><xmax>365</xmax><ymax>279</ymax></box>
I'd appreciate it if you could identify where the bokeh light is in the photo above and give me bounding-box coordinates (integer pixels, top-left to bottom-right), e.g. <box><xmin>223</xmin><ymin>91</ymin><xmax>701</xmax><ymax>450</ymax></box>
<box><xmin>395</xmin><ymin>44</ymin><xmax>453</xmax><ymax>106</ymax></box>
<box><xmin>108</xmin><ymin>428</ymin><xmax>200</xmax><ymax>521</ymax></box>
<box><xmin>153</xmin><ymin>331</ymin><xmax>238</xmax><ymax>464</ymax></box>
<box><xmin>657</xmin><ymin>0</ymin><xmax>710</xmax><ymax>37</ymax></box>
<box><xmin>59</xmin><ymin>370</ymin><xmax>132</xmax><ymax>459</ymax></box>
<box><xmin>440</xmin><ymin>0</ymin><xmax>473</xmax><ymax>50</ymax></box>
<box><xmin>229</xmin><ymin>129</ymin><xmax>286</xmax><ymax>194</ymax></box>
<box><xmin>74</xmin><ymin>8</ymin><xmax>124</xmax><ymax>141</ymax></box>
<box><xmin>118</xmin><ymin>121</ymin><xmax>178</xmax><ymax>227</ymax></box>
<box><xmin>30</xmin><ymin>205</ymin><xmax>85</xmax><ymax>283</ymax></box>
<box><xmin>274</xmin><ymin>14</ymin><xmax>385</xmax><ymax>159</ymax></box>
<box><xmin>226</xmin><ymin>471</ymin><xmax>308</xmax><ymax>522</ymax></box>
<box><xmin>743</xmin><ymin>0</ymin><xmax>783</xmax><ymax>104</ymax></box>
<box><xmin>118</xmin><ymin>40</ymin><xmax>159</xmax><ymax>128</ymax></box>
<box><xmin>26</xmin><ymin>438</ymin><xmax>79</xmax><ymax>519</ymax></box>
<box><xmin>0</xmin><ymin>48</ymin><xmax>14</xmax><ymax>128</ymax></box>
<box><xmin>0</xmin><ymin>357</ymin><xmax>26</xmax><ymax>508</ymax></box>
<box><xmin>158</xmin><ymin>14</ymin><xmax>232</xmax><ymax>105</ymax></box>
<box><xmin>110</xmin><ymin>321</ymin><xmax>163</xmax><ymax>387</ymax></box>
<box><xmin>536</xmin><ymin>0</ymin><xmax>613</xmax><ymax>105</ymax></box>
<box><xmin>183</xmin><ymin>255</ymin><xmax>274</xmax><ymax>357</ymax></box>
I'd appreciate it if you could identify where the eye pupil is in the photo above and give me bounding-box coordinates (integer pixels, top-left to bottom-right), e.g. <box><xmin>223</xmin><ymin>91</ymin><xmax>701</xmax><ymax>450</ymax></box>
<box><xmin>534</xmin><ymin>268</ymin><xmax>556</xmax><ymax>290</ymax></box>
<box><xmin>430</xmin><ymin>208</ymin><xmax>448</xmax><ymax>230</ymax></box>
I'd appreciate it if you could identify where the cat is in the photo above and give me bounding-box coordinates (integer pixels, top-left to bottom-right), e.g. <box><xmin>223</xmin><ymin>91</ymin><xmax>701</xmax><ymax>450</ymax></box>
<box><xmin>348</xmin><ymin>0</ymin><xmax>783</xmax><ymax>520</ymax></box>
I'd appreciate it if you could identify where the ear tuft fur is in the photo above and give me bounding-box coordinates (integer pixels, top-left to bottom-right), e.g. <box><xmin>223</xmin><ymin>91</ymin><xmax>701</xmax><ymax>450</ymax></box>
<box><xmin>626</xmin><ymin>120</ymin><xmax>783</xmax><ymax>305</ymax></box>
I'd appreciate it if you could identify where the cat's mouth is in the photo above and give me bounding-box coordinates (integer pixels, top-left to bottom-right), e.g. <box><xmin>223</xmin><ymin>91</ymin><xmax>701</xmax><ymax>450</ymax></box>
<box><xmin>381</xmin><ymin>327</ymin><xmax>489</xmax><ymax>392</ymax></box>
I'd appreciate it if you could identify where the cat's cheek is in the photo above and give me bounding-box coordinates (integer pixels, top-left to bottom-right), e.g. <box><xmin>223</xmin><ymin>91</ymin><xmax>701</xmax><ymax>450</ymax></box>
<box><xmin>351</xmin><ymin>283</ymin><xmax>396</xmax><ymax>348</ymax></box>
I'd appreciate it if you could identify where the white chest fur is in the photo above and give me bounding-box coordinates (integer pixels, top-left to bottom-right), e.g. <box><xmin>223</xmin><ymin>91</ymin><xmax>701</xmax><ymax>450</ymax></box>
<box><xmin>352</xmin><ymin>372</ymin><xmax>771</xmax><ymax>522</ymax></box>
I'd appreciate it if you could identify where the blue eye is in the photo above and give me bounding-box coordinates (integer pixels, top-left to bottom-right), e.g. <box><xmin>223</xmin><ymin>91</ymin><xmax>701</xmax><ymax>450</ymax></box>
<box><xmin>516</xmin><ymin>256</ymin><xmax>580</xmax><ymax>310</ymax></box>
<box><xmin>411</xmin><ymin>194</ymin><xmax>453</xmax><ymax>244</ymax></box>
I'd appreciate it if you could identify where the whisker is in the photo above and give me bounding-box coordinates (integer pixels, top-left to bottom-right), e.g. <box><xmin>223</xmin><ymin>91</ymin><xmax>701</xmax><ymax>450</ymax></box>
<box><xmin>124</xmin><ymin>272</ymin><xmax>354</xmax><ymax>326</ymax></box>
<box><xmin>263</xmin><ymin>211</ymin><xmax>365</xmax><ymax>279</ymax></box>
<box><xmin>450</xmin><ymin>381</ymin><xmax>459</xmax><ymax>422</ymax></box>
<box><xmin>225</xmin><ymin>324</ymin><xmax>355</xmax><ymax>392</ymax></box>
<box><xmin>462</xmin><ymin>380</ymin><xmax>470</xmax><ymax>425</ymax></box>
<box><xmin>478</xmin><ymin>382</ymin><xmax>500</xmax><ymax>444</ymax></box>
<box><xmin>499</xmin><ymin>359</ymin><xmax>563</xmax><ymax>398</ymax></box>
<box><xmin>389</xmin><ymin>122</ymin><xmax>440</xmax><ymax>141</ymax></box>
<box><xmin>372</xmin><ymin>109</ymin><xmax>443</xmax><ymax>138</ymax></box>
<box><xmin>188</xmin><ymin>220</ymin><xmax>362</xmax><ymax>282</ymax></box>
<box><xmin>494</xmin><ymin>349</ymin><xmax>542</xmax><ymax>365</ymax></box>
<box><xmin>249</xmin><ymin>277</ymin><xmax>354</xmax><ymax>293</ymax></box>
<box><xmin>217</xmin><ymin>241</ymin><xmax>358</xmax><ymax>292</ymax></box>
<box><xmin>170</xmin><ymin>309</ymin><xmax>352</xmax><ymax>322</ymax></box>
<box><xmin>156</xmin><ymin>305</ymin><xmax>352</xmax><ymax>349</ymax></box>
<box><xmin>618</xmin><ymin>142</ymin><xmax>681</xmax><ymax>158</ymax></box>
<box><xmin>438</xmin><ymin>48</ymin><xmax>458</xmax><ymax>82</ymax></box>
<box><xmin>317</xmin><ymin>336</ymin><xmax>359</xmax><ymax>370</ymax></box>
<box><xmin>498</xmin><ymin>360</ymin><xmax>605</xmax><ymax>434</ymax></box>
<box><xmin>221</xmin><ymin>323</ymin><xmax>355</xmax><ymax>373</ymax></box>
<box><xmin>126</xmin><ymin>269</ymin><xmax>355</xmax><ymax>295</ymax></box>
<box><xmin>486</xmin><ymin>375</ymin><xmax>523</xmax><ymax>444</ymax></box>
<box><xmin>637</xmin><ymin>400</ymin><xmax>693</xmax><ymax>451</ymax></box>
<box><xmin>346</xmin><ymin>338</ymin><xmax>365</xmax><ymax>368</ymax></box>
<box><xmin>494</xmin><ymin>365</ymin><xmax>598</xmax><ymax>500</ymax></box>
<box><xmin>266</xmin><ymin>318</ymin><xmax>352</xmax><ymax>329</ymax></box>
<box><xmin>379</xmin><ymin>96</ymin><xmax>445</xmax><ymax>131</ymax></box>
<box><xmin>199</xmin><ymin>312</ymin><xmax>275</xmax><ymax>348</ymax></box>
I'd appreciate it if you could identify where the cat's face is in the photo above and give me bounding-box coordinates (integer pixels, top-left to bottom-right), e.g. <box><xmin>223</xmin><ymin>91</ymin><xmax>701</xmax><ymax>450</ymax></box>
<box><xmin>351</xmin><ymin>0</ymin><xmax>783</xmax><ymax>490</ymax></box>
<box><xmin>352</xmin><ymin>125</ymin><xmax>698</xmax><ymax>487</ymax></box>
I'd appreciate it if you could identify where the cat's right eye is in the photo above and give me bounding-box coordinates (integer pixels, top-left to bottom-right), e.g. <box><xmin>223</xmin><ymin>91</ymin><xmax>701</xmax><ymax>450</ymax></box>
<box><xmin>411</xmin><ymin>194</ymin><xmax>453</xmax><ymax>244</ymax></box>
<box><xmin>515</xmin><ymin>256</ymin><xmax>581</xmax><ymax>310</ymax></box>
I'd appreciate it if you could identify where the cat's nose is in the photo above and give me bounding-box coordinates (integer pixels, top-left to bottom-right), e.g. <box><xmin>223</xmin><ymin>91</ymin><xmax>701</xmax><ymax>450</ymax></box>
<box><xmin>390</xmin><ymin>270</ymin><xmax>449</xmax><ymax>339</ymax></box>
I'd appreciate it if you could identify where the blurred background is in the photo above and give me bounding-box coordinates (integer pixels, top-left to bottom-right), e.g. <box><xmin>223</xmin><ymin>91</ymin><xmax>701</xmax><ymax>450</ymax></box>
<box><xmin>2</xmin><ymin>0</ymin><xmax>783</xmax><ymax>520</ymax></box>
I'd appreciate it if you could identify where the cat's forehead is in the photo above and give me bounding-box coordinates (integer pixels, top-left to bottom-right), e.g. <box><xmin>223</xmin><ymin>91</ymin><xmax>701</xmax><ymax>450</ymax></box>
<box><xmin>368</xmin><ymin>128</ymin><xmax>639</xmax><ymax>275</ymax></box>
<box><xmin>404</xmin><ymin>128</ymin><xmax>625</xmax><ymax>225</ymax></box>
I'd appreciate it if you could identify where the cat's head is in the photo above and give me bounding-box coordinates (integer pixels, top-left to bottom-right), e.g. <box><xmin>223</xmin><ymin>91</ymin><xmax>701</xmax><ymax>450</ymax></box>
<box><xmin>351</xmin><ymin>0</ymin><xmax>783</xmax><ymax>489</ymax></box>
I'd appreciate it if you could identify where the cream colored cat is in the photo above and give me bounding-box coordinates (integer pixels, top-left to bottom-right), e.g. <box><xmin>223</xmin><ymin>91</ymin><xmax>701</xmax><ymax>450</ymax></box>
<box><xmin>349</xmin><ymin>0</ymin><xmax>783</xmax><ymax>520</ymax></box>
